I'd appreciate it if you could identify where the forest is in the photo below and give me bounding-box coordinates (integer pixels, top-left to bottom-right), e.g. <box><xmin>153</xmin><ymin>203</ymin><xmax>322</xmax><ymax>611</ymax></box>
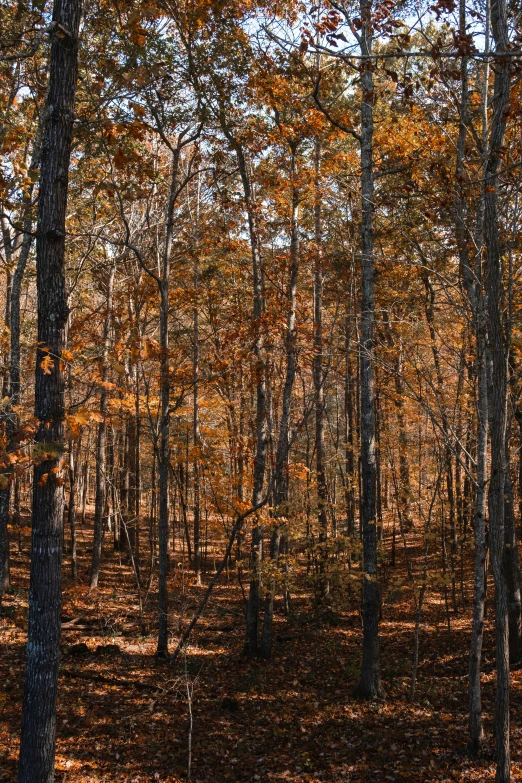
<box><xmin>1</xmin><ymin>0</ymin><xmax>522</xmax><ymax>781</ymax></box>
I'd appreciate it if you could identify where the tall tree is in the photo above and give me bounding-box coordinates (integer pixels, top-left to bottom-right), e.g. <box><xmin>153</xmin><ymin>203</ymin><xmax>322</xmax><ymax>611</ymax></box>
<box><xmin>484</xmin><ymin>0</ymin><xmax>512</xmax><ymax>775</ymax></box>
<box><xmin>18</xmin><ymin>0</ymin><xmax>83</xmax><ymax>780</ymax></box>
<box><xmin>355</xmin><ymin>0</ymin><xmax>382</xmax><ymax>699</ymax></box>
<box><xmin>90</xmin><ymin>260</ymin><xmax>115</xmax><ymax>588</ymax></box>
<box><xmin>260</xmin><ymin>135</ymin><xmax>301</xmax><ymax>658</ymax></box>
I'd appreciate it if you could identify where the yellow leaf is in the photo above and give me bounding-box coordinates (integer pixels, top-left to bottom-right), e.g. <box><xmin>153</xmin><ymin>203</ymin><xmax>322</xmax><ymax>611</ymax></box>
<box><xmin>40</xmin><ymin>355</ymin><xmax>54</xmax><ymax>375</ymax></box>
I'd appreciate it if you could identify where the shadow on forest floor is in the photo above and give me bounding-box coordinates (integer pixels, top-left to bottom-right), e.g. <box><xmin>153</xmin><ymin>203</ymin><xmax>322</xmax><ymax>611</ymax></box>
<box><xmin>1</xmin><ymin>513</ymin><xmax>522</xmax><ymax>782</ymax></box>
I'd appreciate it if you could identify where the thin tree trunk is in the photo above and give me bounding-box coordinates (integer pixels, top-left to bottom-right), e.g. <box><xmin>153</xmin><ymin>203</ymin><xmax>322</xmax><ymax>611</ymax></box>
<box><xmin>344</xmin><ymin>306</ymin><xmax>356</xmax><ymax>537</ymax></box>
<box><xmin>484</xmin><ymin>0</ymin><xmax>511</xmax><ymax>773</ymax></box>
<box><xmin>313</xmin><ymin>137</ymin><xmax>328</xmax><ymax>596</ymax></box>
<box><xmin>384</xmin><ymin>316</ymin><xmax>412</xmax><ymax>532</ymax></box>
<box><xmin>260</xmin><ymin>141</ymin><xmax>300</xmax><ymax>659</ymax></box>
<box><xmin>126</xmin><ymin>376</ymin><xmax>140</xmax><ymax>578</ymax></box>
<box><xmin>90</xmin><ymin>263</ymin><xmax>115</xmax><ymax>588</ymax></box>
<box><xmin>157</xmin><ymin>145</ymin><xmax>181</xmax><ymax>656</ymax></box>
<box><xmin>504</xmin><ymin>462</ymin><xmax>522</xmax><ymax>663</ymax></box>
<box><xmin>67</xmin><ymin>437</ymin><xmax>79</xmax><ymax>581</ymax></box>
<box><xmin>157</xmin><ymin>277</ymin><xmax>170</xmax><ymax>654</ymax></box>
<box><xmin>468</xmin><ymin>333</ymin><xmax>488</xmax><ymax>754</ymax></box>
<box><xmin>452</xmin><ymin>0</ymin><xmax>490</xmax><ymax>752</ymax></box>
<box><xmin>231</xmin><ymin>144</ymin><xmax>267</xmax><ymax>657</ymax></box>
<box><xmin>193</xmin><ymin>175</ymin><xmax>202</xmax><ymax>587</ymax></box>
<box><xmin>81</xmin><ymin>428</ymin><xmax>90</xmax><ymax>525</ymax></box>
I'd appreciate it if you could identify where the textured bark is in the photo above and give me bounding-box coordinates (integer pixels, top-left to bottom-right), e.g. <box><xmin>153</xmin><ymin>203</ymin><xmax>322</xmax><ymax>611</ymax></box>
<box><xmin>344</xmin><ymin>309</ymin><xmax>356</xmax><ymax>537</ymax></box>
<box><xmin>156</xmin><ymin>279</ymin><xmax>170</xmax><ymax>655</ymax></box>
<box><xmin>260</xmin><ymin>143</ymin><xmax>300</xmax><ymax>659</ymax></box>
<box><xmin>0</xmin><ymin>258</ymin><xmax>12</xmax><ymax>598</ymax></box>
<box><xmin>80</xmin><ymin>427</ymin><xmax>90</xmax><ymax>525</ymax></box>
<box><xmin>468</xmin><ymin>333</ymin><xmax>488</xmax><ymax>754</ymax></box>
<box><xmin>67</xmin><ymin>438</ymin><xmax>78</xmax><ymax>580</ymax></box>
<box><xmin>384</xmin><ymin>318</ymin><xmax>411</xmax><ymax>532</ymax></box>
<box><xmin>504</xmin><ymin>466</ymin><xmax>522</xmax><ymax>664</ymax></box>
<box><xmin>232</xmin><ymin>145</ymin><xmax>268</xmax><ymax>657</ymax></box>
<box><xmin>452</xmin><ymin>1</ymin><xmax>490</xmax><ymax>750</ymax></box>
<box><xmin>260</xmin><ymin>525</ymin><xmax>282</xmax><ymax>659</ymax></box>
<box><xmin>90</xmin><ymin>264</ymin><xmax>115</xmax><ymax>589</ymax></box>
<box><xmin>484</xmin><ymin>0</ymin><xmax>511</xmax><ymax>774</ymax></box>
<box><xmin>0</xmin><ymin>486</ymin><xmax>9</xmax><ymax>598</ymax></box>
<box><xmin>157</xmin><ymin>148</ymin><xmax>180</xmax><ymax>656</ymax></box>
<box><xmin>518</xmin><ymin>410</ymin><xmax>522</xmax><ymax>542</ymax></box>
<box><xmin>313</xmin><ymin>138</ymin><xmax>328</xmax><ymax>594</ymax></box>
<box><xmin>120</xmin><ymin>421</ymin><xmax>130</xmax><ymax>550</ymax></box>
<box><xmin>356</xmin><ymin>0</ymin><xmax>382</xmax><ymax>700</ymax></box>
<box><xmin>18</xmin><ymin>1</ymin><xmax>82</xmax><ymax>780</ymax></box>
<box><xmin>125</xmin><ymin>378</ymin><xmax>140</xmax><ymax>574</ymax></box>
<box><xmin>193</xmin><ymin>177</ymin><xmax>202</xmax><ymax>588</ymax></box>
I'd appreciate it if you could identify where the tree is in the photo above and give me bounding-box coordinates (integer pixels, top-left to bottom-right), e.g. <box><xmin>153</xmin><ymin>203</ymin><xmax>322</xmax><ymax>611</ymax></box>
<box><xmin>484</xmin><ymin>0</ymin><xmax>512</xmax><ymax>776</ymax></box>
<box><xmin>18</xmin><ymin>0</ymin><xmax>83</xmax><ymax>780</ymax></box>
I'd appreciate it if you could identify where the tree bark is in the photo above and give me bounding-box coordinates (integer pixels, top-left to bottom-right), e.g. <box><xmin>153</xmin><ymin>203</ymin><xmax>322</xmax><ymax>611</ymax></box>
<box><xmin>193</xmin><ymin>175</ymin><xmax>202</xmax><ymax>587</ymax></box>
<box><xmin>67</xmin><ymin>437</ymin><xmax>78</xmax><ymax>581</ymax></box>
<box><xmin>356</xmin><ymin>0</ymin><xmax>382</xmax><ymax>700</ymax></box>
<box><xmin>468</xmin><ymin>330</ymin><xmax>488</xmax><ymax>754</ymax></box>
<box><xmin>313</xmin><ymin>137</ymin><xmax>329</xmax><ymax>596</ymax></box>
<box><xmin>260</xmin><ymin>142</ymin><xmax>300</xmax><ymax>659</ymax></box>
<box><xmin>90</xmin><ymin>263</ymin><xmax>115</xmax><ymax>588</ymax></box>
<box><xmin>344</xmin><ymin>307</ymin><xmax>356</xmax><ymax>537</ymax></box>
<box><xmin>504</xmin><ymin>463</ymin><xmax>522</xmax><ymax>664</ymax></box>
<box><xmin>233</xmin><ymin>145</ymin><xmax>268</xmax><ymax>657</ymax></box>
<box><xmin>157</xmin><ymin>147</ymin><xmax>181</xmax><ymax>656</ymax></box>
<box><xmin>484</xmin><ymin>0</ymin><xmax>511</xmax><ymax>774</ymax></box>
<box><xmin>452</xmin><ymin>0</ymin><xmax>490</xmax><ymax>750</ymax></box>
<box><xmin>18</xmin><ymin>1</ymin><xmax>82</xmax><ymax>780</ymax></box>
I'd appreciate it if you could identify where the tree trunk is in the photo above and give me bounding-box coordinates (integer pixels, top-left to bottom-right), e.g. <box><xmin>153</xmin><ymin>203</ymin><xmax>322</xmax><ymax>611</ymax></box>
<box><xmin>90</xmin><ymin>263</ymin><xmax>115</xmax><ymax>588</ymax></box>
<box><xmin>468</xmin><ymin>330</ymin><xmax>488</xmax><ymax>754</ymax></box>
<box><xmin>232</xmin><ymin>144</ymin><xmax>267</xmax><ymax>657</ymax></box>
<box><xmin>157</xmin><ymin>277</ymin><xmax>170</xmax><ymax>655</ymax></box>
<box><xmin>484</xmin><ymin>0</ymin><xmax>511</xmax><ymax>774</ymax></box>
<box><xmin>313</xmin><ymin>138</ymin><xmax>328</xmax><ymax>596</ymax></box>
<box><xmin>18</xmin><ymin>1</ymin><xmax>82</xmax><ymax>780</ymax></box>
<box><xmin>125</xmin><ymin>378</ymin><xmax>140</xmax><ymax>577</ymax></box>
<box><xmin>156</xmin><ymin>146</ymin><xmax>181</xmax><ymax>656</ymax></box>
<box><xmin>193</xmin><ymin>176</ymin><xmax>202</xmax><ymax>587</ymax></box>
<box><xmin>344</xmin><ymin>306</ymin><xmax>356</xmax><ymax>537</ymax></box>
<box><xmin>384</xmin><ymin>316</ymin><xmax>411</xmax><ymax>533</ymax></box>
<box><xmin>453</xmin><ymin>0</ymin><xmax>490</xmax><ymax>751</ymax></box>
<box><xmin>356</xmin><ymin>0</ymin><xmax>382</xmax><ymax>700</ymax></box>
<box><xmin>504</xmin><ymin>464</ymin><xmax>522</xmax><ymax>664</ymax></box>
<box><xmin>67</xmin><ymin>437</ymin><xmax>78</xmax><ymax>581</ymax></box>
<box><xmin>260</xmin><ymin>142</ymin><xmax>300</xmax><ymax>659</ymax></box>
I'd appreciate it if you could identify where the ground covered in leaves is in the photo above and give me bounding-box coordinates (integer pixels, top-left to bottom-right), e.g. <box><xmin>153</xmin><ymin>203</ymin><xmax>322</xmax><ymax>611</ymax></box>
<box><xmin>1</xmin><ymin>517</ymin><xmax>522</xmax><ymax>782</ymax></box>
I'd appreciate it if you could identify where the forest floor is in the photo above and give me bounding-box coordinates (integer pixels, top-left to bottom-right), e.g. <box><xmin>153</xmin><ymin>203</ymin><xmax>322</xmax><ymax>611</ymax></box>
<box><xmin>1</xmin><ymin>514</ymin><xmax>522</xmax><ymax>782</ymax></box>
